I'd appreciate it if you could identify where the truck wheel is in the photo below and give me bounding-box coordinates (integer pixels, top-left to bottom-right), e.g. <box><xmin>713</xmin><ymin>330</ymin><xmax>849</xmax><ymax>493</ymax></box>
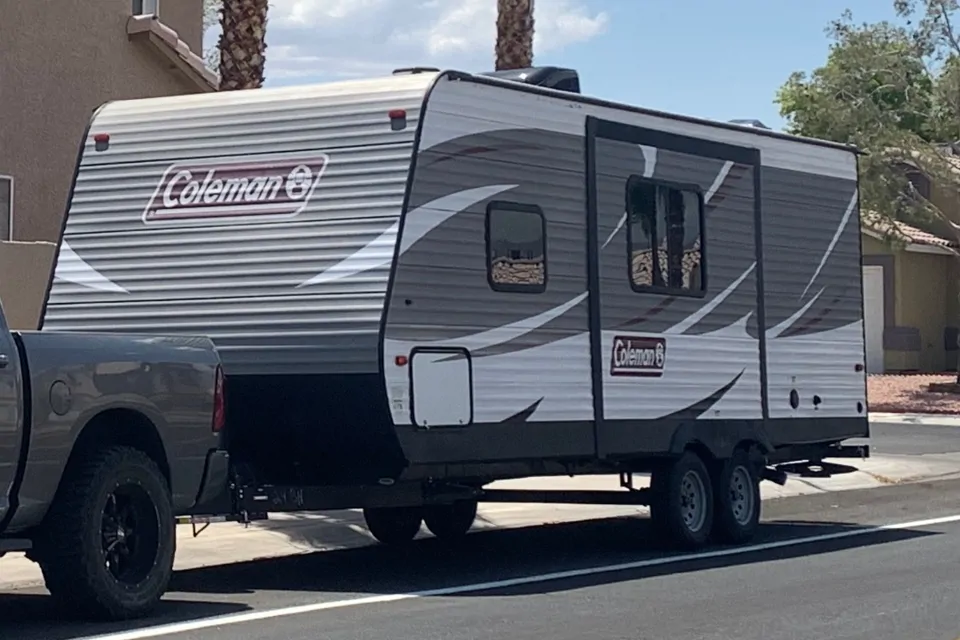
<box><xmin>423</xmin><ymin>500</ymin><xmax>478</xmax><ymax>541</ymax></box>
<box><xmin>363</xmin><ymin>506</ymin><xmax>423</xmax><ymax>545</ymax></box>
<box><xmin>648</xmin><ymin>450</ymin><xmax>714</xmax><ymax>550</ymax></box>
<box><xmin>711</xmin><ymin>449</ymin><xmax>761</xmax><ymax>545</ymax></box>
<box><xmin>36</xmin><ymin>446</ymin><xmax>174</xmax><ymax>621</ymax></box>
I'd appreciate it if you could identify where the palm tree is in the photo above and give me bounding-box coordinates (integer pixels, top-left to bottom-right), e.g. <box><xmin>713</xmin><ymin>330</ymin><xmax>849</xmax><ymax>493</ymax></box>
<box><xmin>495</xmin><ymin>0</ymin><xmax>535</xmax><ymax>70</ymax></box>
<box><xmin>218</xmin><ymin>0</ymin><xmax>269</xmax><ymax>90</ymax></box>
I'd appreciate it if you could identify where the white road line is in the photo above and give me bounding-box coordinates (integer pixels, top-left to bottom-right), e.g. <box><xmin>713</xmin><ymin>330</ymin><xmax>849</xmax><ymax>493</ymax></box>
<box><xmin>80</xmin><ymin>513</ymin><xmax>960</xmax><ymax>640</ymax></box>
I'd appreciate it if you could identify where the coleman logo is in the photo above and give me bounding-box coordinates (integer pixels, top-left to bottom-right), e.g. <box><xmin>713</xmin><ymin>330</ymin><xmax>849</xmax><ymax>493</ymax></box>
<box><xmin>142</xmin><ymin>153</ymin><xmax>329</xmax><ymax>223</ymax></box>
<box><xmin>610</xmin><ymin>335</ymin><xmax>666</xmax><ymax>377</ymax></box>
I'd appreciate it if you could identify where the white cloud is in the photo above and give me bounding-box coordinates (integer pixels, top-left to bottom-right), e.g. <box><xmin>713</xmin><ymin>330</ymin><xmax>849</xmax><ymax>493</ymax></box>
<box><xmin>209</xmin><ymin>0</ymin><xmax>608</xmax><ymax>85</ymax></box>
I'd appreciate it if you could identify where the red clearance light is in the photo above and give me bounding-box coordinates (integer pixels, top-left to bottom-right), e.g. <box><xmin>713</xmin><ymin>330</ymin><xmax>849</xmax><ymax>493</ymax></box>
<box><xmin>388</xmin><ymin>109</ymin><xmax>407</xmax><ymax>132</ymax></box>
<box><xmin>212</xmin><ymin>365</ymin><xmax>226</xmax><ymax>433</ymax></box>
<box><xmin>93</xmin><ymin>133</ymin><xmax>111</xmax><ymax>152</ymax></box>
<box><xmin>395</xmin><ymin>355</ymin><xmax>408</xmax><ymax>367</ymax></box>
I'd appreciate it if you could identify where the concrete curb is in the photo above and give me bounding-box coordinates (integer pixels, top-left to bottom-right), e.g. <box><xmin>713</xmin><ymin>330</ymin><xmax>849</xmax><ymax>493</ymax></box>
<box><xmin>869</xmin><ymin>412</ymin><xmax>960</xmax><ymax>426</ymax></box>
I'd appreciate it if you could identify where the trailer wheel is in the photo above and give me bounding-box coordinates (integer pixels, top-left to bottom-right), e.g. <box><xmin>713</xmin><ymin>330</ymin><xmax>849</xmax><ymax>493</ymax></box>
<box><xmin>35</xmin><ymin>446</ymin><xmax>174</xmax><ymax>621</ymax></box>
<box><xmin>648</xmin><ymin>450</ymin><xmax>714</xmax><ymax>549</ymax></box>
<box><xmin>363</xmin><ymin>506</ymin><xmax>423</xmax><ymax>545</ymax></box>
<box><xmin>423</xmin><ymin>500</ymin><xmax>478</xmax><ymax>541</ymax></box>
<box><xmin>711</xmin><ymin>449</ymin><xmax>761</xmax><ymax>545</ymax></box>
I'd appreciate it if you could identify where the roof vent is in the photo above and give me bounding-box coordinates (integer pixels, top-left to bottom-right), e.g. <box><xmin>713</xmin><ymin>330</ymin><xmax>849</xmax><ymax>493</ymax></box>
<box><xmin>729</xmin><ymin>118</ymin><xmax>771</xmax><ymax>130</ymax></box>
<box><xmin>480</xmin><ymin>66</ymin><xmax>581</xmax><ymax>94</ymax></box>
<box><xmin>393</xmin><ymin>67</ymin><xmax>440</xmax><ymax>75</ymax></box>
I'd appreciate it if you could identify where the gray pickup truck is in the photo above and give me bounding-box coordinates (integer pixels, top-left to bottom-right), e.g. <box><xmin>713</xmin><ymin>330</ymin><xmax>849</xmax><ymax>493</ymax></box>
<box><xmin>0</xmin><ymin>300</ymin><xmax>229</xmax><ymax>621</ymax></box>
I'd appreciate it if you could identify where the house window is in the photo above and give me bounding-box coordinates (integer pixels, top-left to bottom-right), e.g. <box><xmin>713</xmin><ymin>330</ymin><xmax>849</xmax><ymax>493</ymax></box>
<box><xmin>0</xmin><ymin>176</ymin><xmax>12</xmax><ymax>241</ymax></box>
<box><xmin>132</xmin><ymin>0</ymin><xmax>159</xmax><ymax>16</ymax></box>
<box><xmin>486</xmin><ymin>201</ymin><xmax>547</xmax><ymax>293</ymax></box>
<box><xmin>626</xmin><ymin>176</ymin><xmax>705</xmax><ymax>294</ymax></box>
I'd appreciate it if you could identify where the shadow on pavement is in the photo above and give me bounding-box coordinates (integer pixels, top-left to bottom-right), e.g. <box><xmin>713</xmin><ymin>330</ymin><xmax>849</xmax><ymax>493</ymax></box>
<box><xmin>168</xmin><ymin>517</ymin><xmax>934</xmax><ymax>597</ymax></box>
<box><xmin>1</xmin><ymin>594</ymin><xmax>249</xmax><ymax>640</ymax></box>
<box><xmin>1</xmin><ymin>516</ymin><xmax>939</xmax><ymax>640</ymax></box>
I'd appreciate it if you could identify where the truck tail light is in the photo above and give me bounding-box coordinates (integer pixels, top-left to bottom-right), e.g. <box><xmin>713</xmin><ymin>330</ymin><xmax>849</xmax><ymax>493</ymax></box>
<box><xmin>212</xmin><ymin>364</ymin><xmax>226</xmax><ymax>433</ymax></box>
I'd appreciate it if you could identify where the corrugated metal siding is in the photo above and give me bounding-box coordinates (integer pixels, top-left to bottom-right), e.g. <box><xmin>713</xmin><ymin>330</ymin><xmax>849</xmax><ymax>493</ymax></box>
<box><xmin>761</xmin><ymin>167</ymin><xmax>866</xmax><ymax>419</ymax></box>
<box><xmin>44</xmin><ymin>73</ymin><xmax>437</xmax><ymax>376</ymax></box>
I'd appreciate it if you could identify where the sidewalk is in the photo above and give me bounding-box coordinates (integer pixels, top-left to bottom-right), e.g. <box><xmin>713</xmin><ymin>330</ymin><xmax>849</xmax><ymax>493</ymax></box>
<box><xmin>869</xmin><ymin>412</ymin><xmax>960</xmax><ymax>426</ymax></box>
<box><xmin>4</xmin><ymin>452</ymin><xmax>958</xmax><ymax>592</ymax></box>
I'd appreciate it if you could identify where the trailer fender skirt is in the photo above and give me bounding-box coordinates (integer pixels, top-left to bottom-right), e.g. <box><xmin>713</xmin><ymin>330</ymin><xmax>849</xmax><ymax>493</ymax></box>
<box><xmin>667</xmin><ymin>420</ymin><xmax>774</xmax><ymax>460</ymax></box>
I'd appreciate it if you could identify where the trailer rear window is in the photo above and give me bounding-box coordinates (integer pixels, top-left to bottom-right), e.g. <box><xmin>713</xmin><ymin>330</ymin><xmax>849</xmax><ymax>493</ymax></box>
<box><xmin>485</xmin><ymin>201</ymin><xmax>547</xmax><ymax>293</ymax></box>
<box><xmin>626</xmin><ymin>176</ymin><xmax>704</xmax><ymax>295</ymax></box>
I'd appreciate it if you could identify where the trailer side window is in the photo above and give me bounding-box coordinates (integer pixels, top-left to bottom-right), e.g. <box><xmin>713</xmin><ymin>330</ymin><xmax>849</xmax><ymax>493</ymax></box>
<box><xmin>486</xmin><ymin>201</ymin><xmax>547</xmax><ymax>293</ymax></box>
<box><xmin>626</xmin><ymin>176</ymin><xmax>704</xmax><ymax>294</ymax></box>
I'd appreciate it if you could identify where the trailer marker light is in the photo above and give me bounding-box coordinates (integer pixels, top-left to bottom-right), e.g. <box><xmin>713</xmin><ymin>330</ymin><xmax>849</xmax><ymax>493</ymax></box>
<box><xmin>395</xmin><ymin>355</ymin><xmax>408</xmax><ymax>367</ymax></box>
<box><xmin>388</xmin><ymin>109</ymin><xmax>407</xmax><ymax>131</ymax></box>
<box><xmin>854</xmin><ymin>363</ymin><xmax>864</xmax><ymax>372</ymax></box>
<box><xmin>93</xmin><ymin>133</ymin><xmax>110</xmax><ymax>152</ymax></box>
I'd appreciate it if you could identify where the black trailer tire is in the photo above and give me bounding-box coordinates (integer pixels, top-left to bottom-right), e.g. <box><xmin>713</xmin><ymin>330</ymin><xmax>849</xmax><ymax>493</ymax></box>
<box><xmin>711</xmin><ymin>449</ymin><xmax>761</xmax><ymax>545</ymax></box>
<box><xmin>363</xmin><ymin>506</ymin><xmax>423</xmax><ymax>545</ymax></box>
<box><xmin>648</xmin><ymin>450</ymin><xmax>715</xmax><ymax>550</ymax></box>
<box><xmin>423</xmin><ymin>500</ymin><xmax>478</xmax><ymax>541</ymax></box>
<box><xmin>36</xmin><ymin>445</ymin><xmax>175</xmax><ymax>621</ymax></box>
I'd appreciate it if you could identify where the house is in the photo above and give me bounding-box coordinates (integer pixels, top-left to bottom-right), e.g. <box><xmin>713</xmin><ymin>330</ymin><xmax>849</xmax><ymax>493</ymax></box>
<box><xmin>860</xmin><ymin>157</ymin><xmax>960</xmax><ymax>375</ymax></box>
<box><xmin>0</xmin><ymin>0</ymin><xmax>215</xmax><ymax>329</ymax></box>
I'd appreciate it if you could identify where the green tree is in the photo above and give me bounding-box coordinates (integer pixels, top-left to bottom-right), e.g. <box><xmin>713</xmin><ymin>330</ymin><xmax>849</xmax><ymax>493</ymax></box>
<box><xmin>776</xmin><ymin>6</ymin><xmax>960</xmax><ymax>249</ymax></box>
<box><xmin>777</xmin><ymin>1</ymin><xmax>960</xmax><ymax>378</ymax></box>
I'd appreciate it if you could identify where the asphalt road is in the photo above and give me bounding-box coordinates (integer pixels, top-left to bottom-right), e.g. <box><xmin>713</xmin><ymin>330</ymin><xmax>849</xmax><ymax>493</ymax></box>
<box><xmin>3</xmin><ymin>477</ymin><xmax>960</xmax><ymax>640</ymax></box>
<box><xmin>5</xmin><ymin>422</ymin><xmax>960</xmax><ymax>640</ymax></box>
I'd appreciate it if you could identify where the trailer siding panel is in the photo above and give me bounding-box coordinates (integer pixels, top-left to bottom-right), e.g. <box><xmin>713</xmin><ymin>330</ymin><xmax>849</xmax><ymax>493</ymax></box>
<box><xmin>383</xmin><ymin>75</ymin><xmax>865</xmax><ymax>451</ymax></box>
<box><xmin>43</xmin><ymin>73</ymin><xmax>437</xmax><ymax>375</ymax></box>
<box><xmin>383</xmin><ymin>121</ymin><xmax>593</xmax><ymax>429</ymax></box>
<box><xmin>760</xmin><ymin>167</ymin><xmax>866</xmax><ymax>423</ymax></box>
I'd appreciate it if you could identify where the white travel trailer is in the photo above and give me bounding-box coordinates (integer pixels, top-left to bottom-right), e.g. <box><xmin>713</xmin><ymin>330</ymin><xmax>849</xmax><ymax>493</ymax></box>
<box><xmin>42</xmin><ymin>66</ymin><xmax>869</xmax><ymax>551</ymax></box>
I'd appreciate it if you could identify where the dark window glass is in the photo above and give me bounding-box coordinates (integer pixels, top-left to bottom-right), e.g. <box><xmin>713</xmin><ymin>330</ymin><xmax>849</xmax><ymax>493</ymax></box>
<box><xmin>626</xmin><ymin>176</ymin><xmax>704</xmax><ymax>293</ymax></box>
<box><xmin>486</xmin><ymin>203</ymin><xmax>546</xmax><ymax>293</ymax></box>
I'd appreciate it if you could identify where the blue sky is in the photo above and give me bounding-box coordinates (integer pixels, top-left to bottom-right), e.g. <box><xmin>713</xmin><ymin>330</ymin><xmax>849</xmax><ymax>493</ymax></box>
<box><xmin>257</xmin><ymin>0</ymin><xmax>905</xmax><ymax>133</ymax></box>
<box><xmin>532</xmin><ymin>0</ymin><xmax>902</xmax><ymax>131</ymax></box>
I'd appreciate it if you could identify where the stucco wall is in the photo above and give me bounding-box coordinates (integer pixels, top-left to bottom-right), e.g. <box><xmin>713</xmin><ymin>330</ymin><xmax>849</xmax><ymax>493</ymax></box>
<box><xmin>160</xmin><ymin>0</ymin><xmax>205</xmax><ymax>54</ymax></box>
<box><xmin>0</xmin><ymin>241</ymin><xmax>56</xmax><ymax>330</ymax></box>
<box><xmin>0</xmin><ymin>0</ymin><xmax>203</xmax><ymax>246</ymax></box>
<box><xmin>862</xmin><ymin>234</ymin><xmax>956</xmax><ymax>372</ymax></box>
<box><xmin>862</xmin><ymin>235</ymin><xmax>894</xmax><ymax>256</ymax></box>
<box><xmin>894</xmin><ymin>249</ymin><xmax>950</xmax><ymax>372</ymax></box>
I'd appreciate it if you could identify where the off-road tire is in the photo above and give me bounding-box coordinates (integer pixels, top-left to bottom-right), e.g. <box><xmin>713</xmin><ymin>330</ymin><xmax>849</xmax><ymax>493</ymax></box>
<box><xmin>423</xmin><ymin>500</ymin><xmax>478</xmax><ymax>541</ymax></box>
<box><xmin>35</xmin><ymin>445</ymin><xmax>175</xmax><ymax>621</ymax></box>
<box><xmin>648</xmin><ymin>450</ymin><xmax>715</xmax><ymax>550</ymax></box>
<box><xmin>710</xmin><ymin>449</ymin><xmax>761</xmax><ymax>545</ymax></box>
<box><xmin>363</xmin><ymin>506</ymin><xmax>423</xmax><ymax>545</ymax></box>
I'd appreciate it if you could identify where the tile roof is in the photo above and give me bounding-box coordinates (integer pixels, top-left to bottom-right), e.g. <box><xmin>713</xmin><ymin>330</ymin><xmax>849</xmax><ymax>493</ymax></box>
<box><xmin>861</xmin><ymin>210</ymin><xmax>957</xmax><ymax>248</ymax></box>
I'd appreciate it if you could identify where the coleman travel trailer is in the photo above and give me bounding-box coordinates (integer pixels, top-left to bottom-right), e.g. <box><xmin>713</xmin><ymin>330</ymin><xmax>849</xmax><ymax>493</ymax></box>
<box><xmin>41</xmin><ymin>66</ymin><xmax>869</xmax><ymax>552</ymax></box>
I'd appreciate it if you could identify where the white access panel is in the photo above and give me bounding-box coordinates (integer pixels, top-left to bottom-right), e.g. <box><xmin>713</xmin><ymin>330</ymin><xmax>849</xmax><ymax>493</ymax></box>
<box><xmin>410</xmin><ymin>349</ymin><xmax>473</xmax><ymax>427</ymax></box>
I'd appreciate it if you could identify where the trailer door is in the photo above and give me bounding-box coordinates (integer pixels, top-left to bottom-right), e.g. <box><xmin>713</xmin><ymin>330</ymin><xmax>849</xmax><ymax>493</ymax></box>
<box><xmin>585</xmin><ymin>116</ymin><xmax>763</xmax><ymax>457</ymax></box>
